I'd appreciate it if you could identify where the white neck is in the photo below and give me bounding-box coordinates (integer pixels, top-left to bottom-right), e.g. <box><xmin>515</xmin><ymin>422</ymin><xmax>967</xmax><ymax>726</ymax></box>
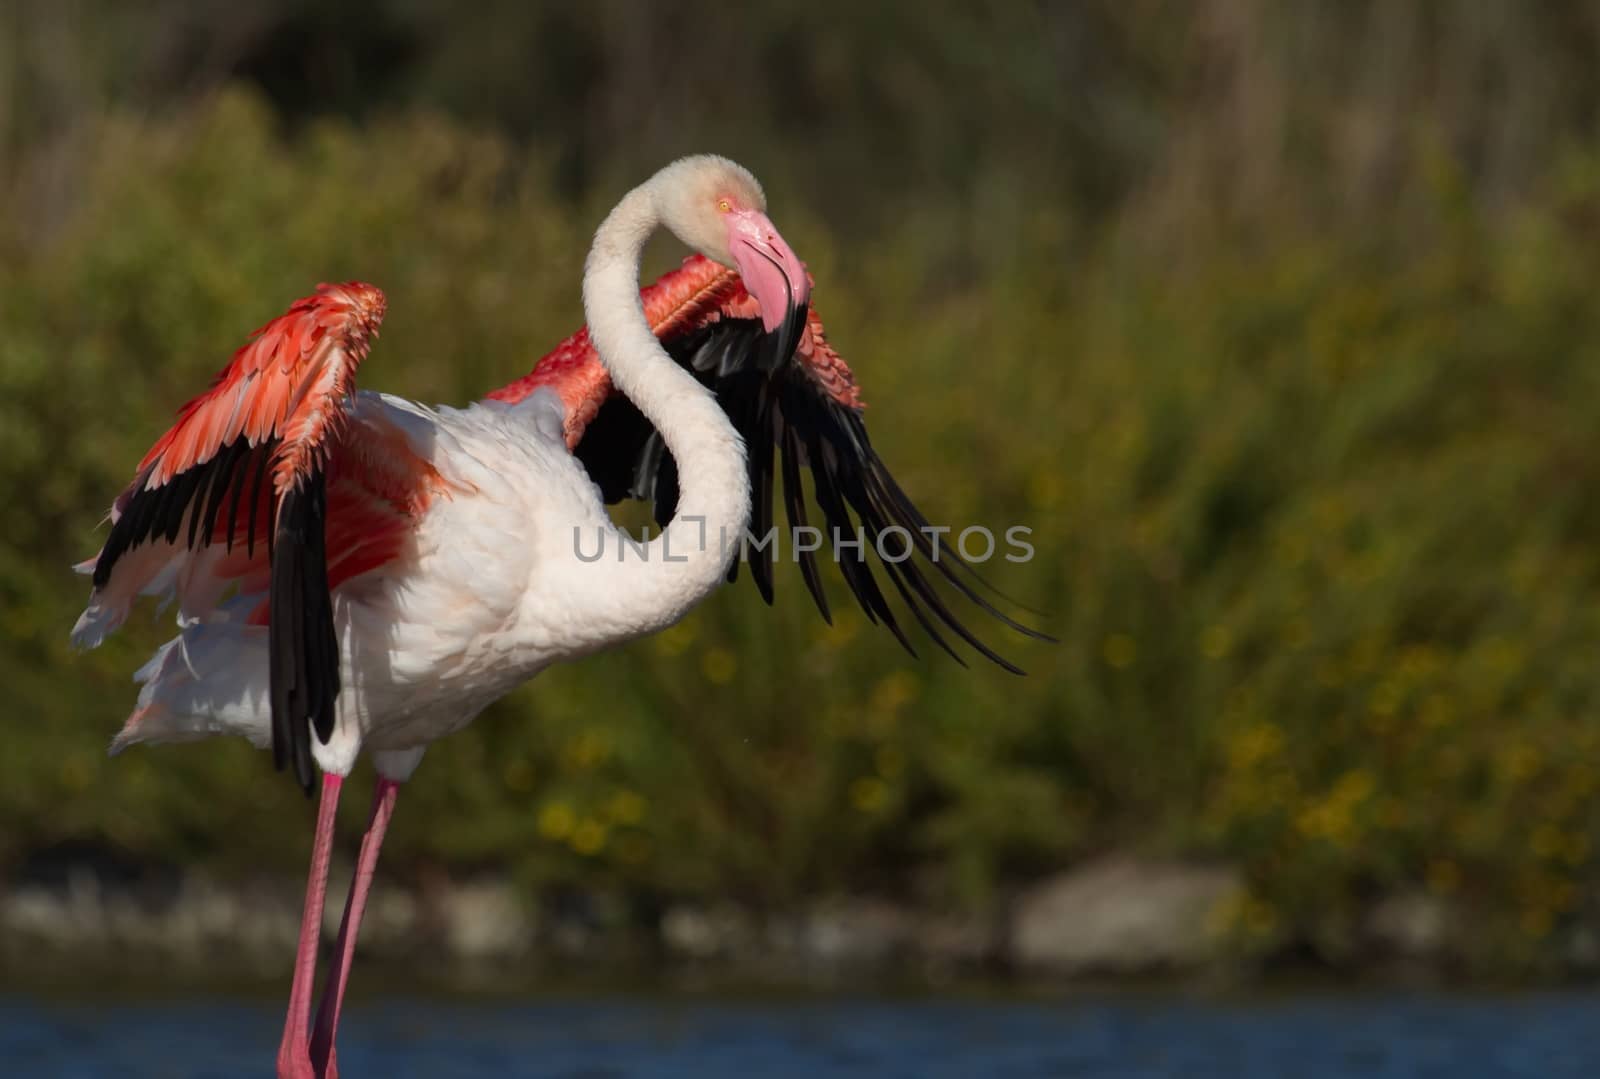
<box><xmin>561</xmin><ymin>178</ymin><xmax>751</xmax><ymax>646</ymax></box>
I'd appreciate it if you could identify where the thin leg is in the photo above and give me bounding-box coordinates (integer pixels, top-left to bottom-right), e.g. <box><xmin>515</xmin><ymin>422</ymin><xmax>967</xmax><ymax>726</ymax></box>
<box><xmin>277</xmin><ymin>773</ymin><xmax>343</xmax><ymax>1079</ymax></box>
<box><xmin>309</xmin><ymin>777</ymin><xmax>400</xmax><ymax>1078</ymax></box>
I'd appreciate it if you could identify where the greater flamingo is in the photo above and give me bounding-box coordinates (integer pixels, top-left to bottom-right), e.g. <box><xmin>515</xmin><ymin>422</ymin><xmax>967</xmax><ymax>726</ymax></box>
<box><xmin>72</xmin><ymin>155</ymin><xmax>1042</xmax><ymax>1077</ymax></box>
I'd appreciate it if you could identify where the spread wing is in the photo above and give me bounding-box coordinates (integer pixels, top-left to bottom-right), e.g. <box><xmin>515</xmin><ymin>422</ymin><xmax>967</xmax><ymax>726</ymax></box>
<box><xmin>563</xmin><ymin>256</ymin><xmax>1048</xmax><ymax>671</ymax></box>
<box><xmin>74</xmin><ymin>282</ymin><xmax>391</xmax><ymax>790</ymax></box>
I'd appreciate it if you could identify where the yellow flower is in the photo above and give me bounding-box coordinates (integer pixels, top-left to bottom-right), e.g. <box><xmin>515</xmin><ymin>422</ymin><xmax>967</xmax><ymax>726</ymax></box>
<box><xmin>1397</xmin><ymin>646</ymin><xmax>1442</xmax><ymax>680</ymax></box>
<box><xmin>702</xmin><ymin>647</ymin><xmax>737</xmax><ymax>684</ymax></box>
<box><xmin>1480</xmin><ymin>636</ymin><xmax>1522</xmax><ymax>675</ymax></box>
<box><xmin>1227</xmin><ymin>722</ymin><xmax>1283</xmax><ymax>770</ymax></box>
<box><xmin>1102</xmin><ymin>633</ymin><xmax>1137</xmax><ymax>669</ymax></box>
<box><xmin>538</xmin><ymin>801</ymin><xmax>575</xmax><ymax>840</ymax></box>
<box><xmin>1503</xmin><ymin>744</ymin><xmax>1541</xmax><ymax>782</ymax></box>
<box><xmin>571</xmin><ymin>819</ymin><xmax>608</xmax><ymax>856</ymax></box>
<box><xmin>654</xmin><ymin>619</ymin><xmax>698</xmax><ymax>657</ymax></box>
<box><xmin>562</xmin><ymin>730</ymin><xmax>611</xmax><ymax>770</ymax></box>
<box><xmin>1296</xmin><ymin>804</ymin><xmax>1332</xmax><ymax>841</ymax></box>
<box><xmin>850</xmin><ymin>776</ymin><xmax>888</xmax><ymax>813</ymax></box>
<box><xmin>1419</xmin><ymin>693</ymin><xmax>1453</xmax><ymax>729</ymax></box>
<box><xmin>1368</xmin><ymin>680</ymin><xmax>1401</xmax><ymax>718</ymax></box>
<box><xmin>607</xmin><ymin>790</ymin><xmax>646</xmax><ymax>825</ymax></box>
<box><xmin>1332</xmin><ymin>769</ymin><xmax>1375</xmax><ymax>804</ymax></box>
<box><xmin>870</xmin><ymin>671</ymin><xmax>921</xmax><ymax>714</ymax></box>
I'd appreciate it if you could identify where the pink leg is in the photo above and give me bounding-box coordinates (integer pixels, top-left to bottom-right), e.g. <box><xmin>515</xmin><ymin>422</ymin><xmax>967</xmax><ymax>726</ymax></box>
<box><xmin>277</xmin><ymin>774</ymin><xmax>343</xmax><ymax>1079</ymax></box>
<box><xmin>309</xmin><ymin>777</ymin><xmax>400</xmax><ymax>1078</ymax></box>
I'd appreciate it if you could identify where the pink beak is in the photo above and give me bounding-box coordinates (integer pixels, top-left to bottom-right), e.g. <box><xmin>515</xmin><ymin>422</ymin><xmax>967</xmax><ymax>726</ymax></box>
<box><xmin>727</xmin><ymin>210</ymin><xmax>812</xmax><ymax>362</ymax></box>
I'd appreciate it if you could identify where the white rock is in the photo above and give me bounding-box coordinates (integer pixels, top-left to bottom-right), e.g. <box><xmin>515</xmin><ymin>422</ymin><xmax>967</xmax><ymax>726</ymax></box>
<box><xmin>661</xmin><ymin>904</ymin><xmax>752</xmax><ymax>959</ymax></box>
<box><xmin>440</xmin><ymin>879</ymin><xmax>534</xmax><ymax>960</ymax></box>
<box><xmin>1365</xmin><ymin>892</ymin><xmax>1451</xmax><ymax>958</ymax></box>
<box><xmin>1011</xmin><ymin>855</ymin><xmax>1242</xmax><ymax>972</ymax></box>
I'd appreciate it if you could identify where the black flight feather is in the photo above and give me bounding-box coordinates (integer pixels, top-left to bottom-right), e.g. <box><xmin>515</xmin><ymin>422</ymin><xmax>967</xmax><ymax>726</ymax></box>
<box><xmin>269</xmin><ymin>470</ymin><xmax>340</xmax><ymax>793</ymax></box>
<box><xmin>92</xmin><ymin>429</ymin><xmax>340</xmax><ymax>795</ymax></box>
<box><xmin>569</xmin><ymin>308</ymin><xmax>1046</xmax><ymax>671</ymax></box>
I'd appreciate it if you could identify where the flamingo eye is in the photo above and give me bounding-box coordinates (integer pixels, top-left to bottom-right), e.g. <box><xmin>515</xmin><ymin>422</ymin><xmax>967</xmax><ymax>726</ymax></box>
<box><xmin>717</xmin><ymin>198</ymin><xmax>733</xmax><ymax>214</ymax></box>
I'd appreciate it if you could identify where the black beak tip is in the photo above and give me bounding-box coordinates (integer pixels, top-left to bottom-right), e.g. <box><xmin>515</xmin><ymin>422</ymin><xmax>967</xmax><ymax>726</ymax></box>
<box><xmin>762</xmin><ymin>300</ymin><xmax>807</xmax><ymax>372</ymax></box>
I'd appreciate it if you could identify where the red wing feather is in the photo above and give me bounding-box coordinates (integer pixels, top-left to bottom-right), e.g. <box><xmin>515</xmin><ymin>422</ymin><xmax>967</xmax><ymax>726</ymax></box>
<box><xmin>489</xmin><ymin>254</ymin><xmax>860</xmax><ymax>445</ymax></box>
<box><xmin>130</xmin><ymin>282</ymin><xmax>386</xmax><ymax>503</ymax></box>
<box><xmin>80</xmin><ymin>282</ymin><xmax>390</xmax><ymax>793</ymax></box>
<box><xmin>94</xmin><ymin>282</ymin><xmax>387</xmax><ymax>582</ymax></box>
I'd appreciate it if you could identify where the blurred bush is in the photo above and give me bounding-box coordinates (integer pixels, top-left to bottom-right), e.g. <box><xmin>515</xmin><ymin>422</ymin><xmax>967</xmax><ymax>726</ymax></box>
<box><xmin>4</xmin><ymin>2</ymin><xmax>1600</xmax><ymax>971</ymax></box>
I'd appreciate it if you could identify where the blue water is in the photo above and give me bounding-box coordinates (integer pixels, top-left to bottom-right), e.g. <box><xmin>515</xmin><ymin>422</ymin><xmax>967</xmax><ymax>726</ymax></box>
<box><xmin>4</xmin><ymin>991</ymin><xmax>1599</xmax><ymax>1078</ymax></box>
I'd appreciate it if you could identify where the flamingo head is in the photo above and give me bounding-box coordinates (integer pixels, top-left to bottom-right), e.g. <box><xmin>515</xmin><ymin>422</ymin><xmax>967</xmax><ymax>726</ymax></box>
<box><xmin>656</xmin><ymin>154</ymin><xmax>811</xmax><ymax>361</ymax></box>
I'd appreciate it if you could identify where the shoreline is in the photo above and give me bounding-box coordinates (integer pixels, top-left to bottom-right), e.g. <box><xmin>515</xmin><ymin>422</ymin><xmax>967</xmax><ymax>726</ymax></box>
<box><xmin>5</xmin><ymin>852</ymin><xmax>1592</xmax><ymax>991</ymax></box>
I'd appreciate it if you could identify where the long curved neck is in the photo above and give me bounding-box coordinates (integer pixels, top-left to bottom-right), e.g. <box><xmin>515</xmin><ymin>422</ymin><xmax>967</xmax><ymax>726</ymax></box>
<box><xmin>566</xmin><ymin>180</ymin><xmax>751</xmax><ymax>644</ymax></box>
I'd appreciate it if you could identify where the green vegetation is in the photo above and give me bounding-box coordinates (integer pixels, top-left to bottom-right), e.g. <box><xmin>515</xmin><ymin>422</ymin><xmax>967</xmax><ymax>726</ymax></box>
<box><xmin>4</xmin><ymin>2</ymin><xmax>1600</xmax><ymax>973</ymax></box>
